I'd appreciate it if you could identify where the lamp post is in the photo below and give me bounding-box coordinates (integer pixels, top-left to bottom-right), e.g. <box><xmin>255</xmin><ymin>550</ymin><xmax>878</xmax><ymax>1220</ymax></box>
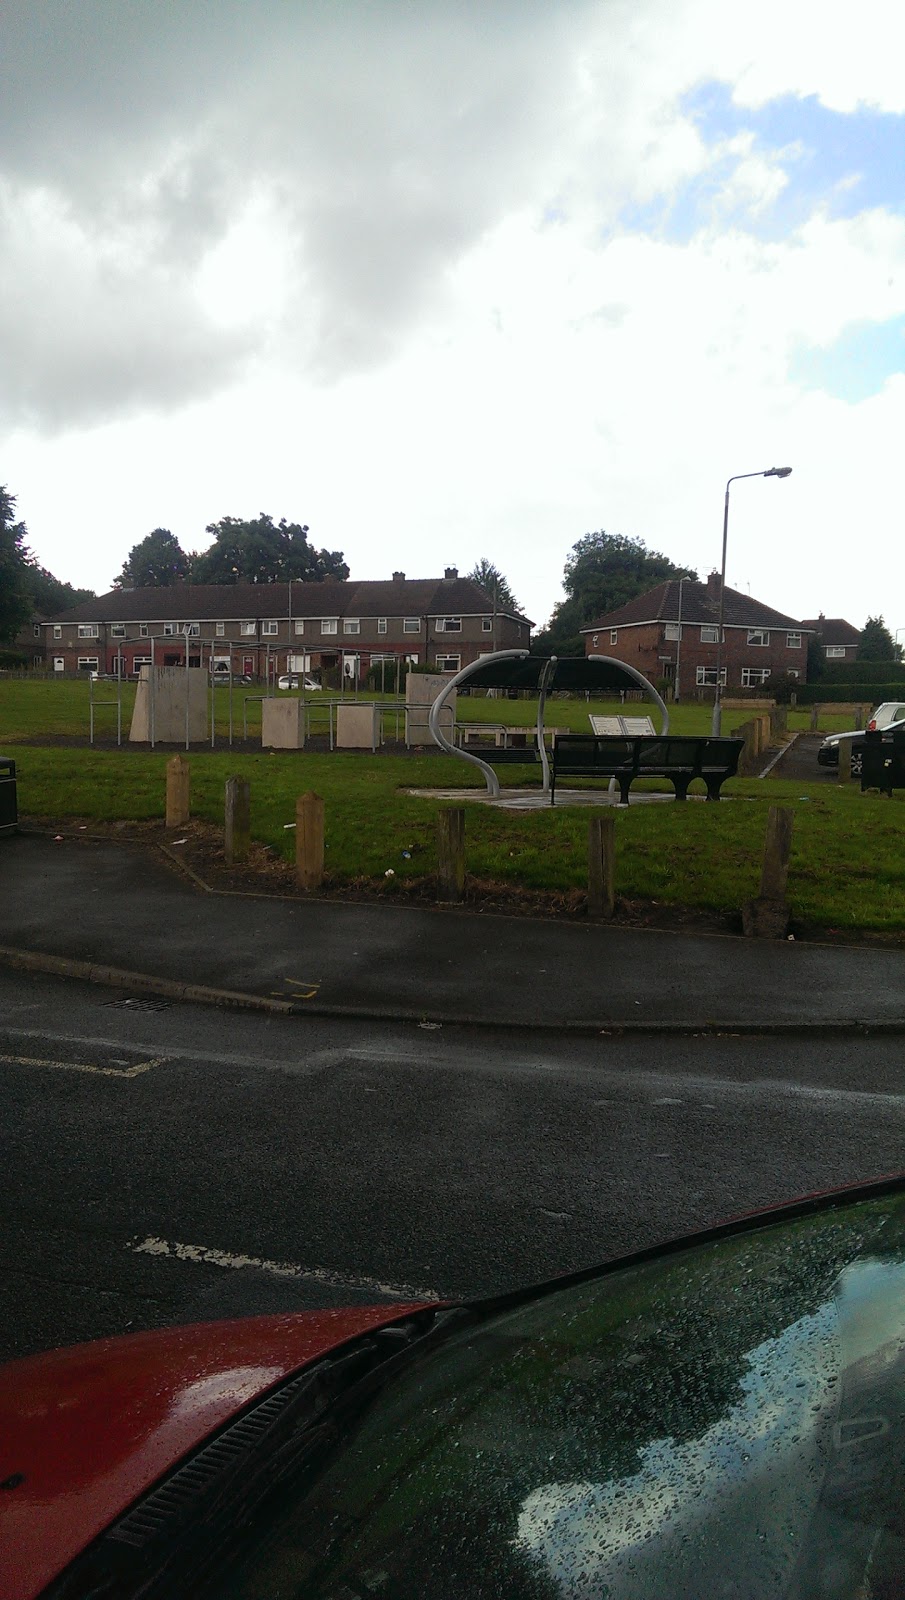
<box><xmin>674</xmin><ymin>576</ymin><xmax>684</xmax><ymax>703</ymax></box>
<box><xmin>711</xmin><ymin>466</ymin><xmax>792</xmax><ymax>736</ymax></box>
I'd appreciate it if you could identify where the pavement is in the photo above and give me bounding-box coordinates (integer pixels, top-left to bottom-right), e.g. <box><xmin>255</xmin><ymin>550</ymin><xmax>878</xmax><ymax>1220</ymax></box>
<box><xmin>1</xmin><ymin>830</ymin><xmax>903</xmax><ymax>1034</ymax></box>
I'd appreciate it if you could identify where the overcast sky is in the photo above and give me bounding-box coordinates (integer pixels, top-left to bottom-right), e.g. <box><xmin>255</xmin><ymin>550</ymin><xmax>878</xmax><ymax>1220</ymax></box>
<box><xmin>3</xmin><ymin>0</ymin><xmax>903</xmax><ymax>631</ymax></box>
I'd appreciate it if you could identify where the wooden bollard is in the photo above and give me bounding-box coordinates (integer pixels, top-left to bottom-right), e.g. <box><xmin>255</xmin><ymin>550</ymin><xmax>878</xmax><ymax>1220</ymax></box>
<box><xmin>436</xmin><ymin>807</ymin><xmax>465</xmax><ymax>902</ymax></box>
<box><xmin>296</xmin><ymin>792</ymin><xmax>325</xmax><ymax>891</ymax></box>
<box><xmin>838</xmin><ymin>738</ymin><xmax>852</xmax><ymax>784</ymax></box>
<box><xmin>587</xmin><ymin>812</ymin><xmax>615</xmax><ymax>919</ymax></box>
<box><xmin>165</xmin><ymin>754</ymin><xmax>190</xmax><ymax>828</ymax></box>
<box><xmin>810</xmin><ymin>704</ymin><xmax>819</xmax><ymax>731</ymax></box>
<box><xmin>742</xmin><ymin>805</ymin><xmax>793</xmax><ymax>937</ymax></box>
<box><xmin>225</xmin><ymin>777</ymin><xmax>250</xmax><ymax>865</ymax></box>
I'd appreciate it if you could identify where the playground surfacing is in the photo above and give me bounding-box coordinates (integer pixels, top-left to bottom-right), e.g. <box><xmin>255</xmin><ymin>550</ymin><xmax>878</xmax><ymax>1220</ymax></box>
<box><xmin>406</xmin><ymin>786</ymin><xmax>683</xmax><ymax>810</ymax></box>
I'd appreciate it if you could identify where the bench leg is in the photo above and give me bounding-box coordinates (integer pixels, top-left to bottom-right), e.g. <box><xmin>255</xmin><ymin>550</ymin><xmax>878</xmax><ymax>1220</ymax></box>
<box><xmin>704</xmin><ymin>778</ymin><xmax>722</xmax><ymax>802</ymax></box>
<box><xmin>618</xmin><ymin>777</ymin><xmax>632</xmax><ymax>807</ymax></box>
<box><xmin>672</xmin><ymin>777</ymin><xmax>690</xmax><ymax>801</ymax></box>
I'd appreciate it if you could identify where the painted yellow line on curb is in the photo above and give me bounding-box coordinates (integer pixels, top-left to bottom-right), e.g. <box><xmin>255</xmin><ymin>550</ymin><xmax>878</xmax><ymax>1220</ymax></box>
<box><xmin>0</xmin><ymin>1053</ymin><xmax>162</xmax><ymax>1079</ymax></box>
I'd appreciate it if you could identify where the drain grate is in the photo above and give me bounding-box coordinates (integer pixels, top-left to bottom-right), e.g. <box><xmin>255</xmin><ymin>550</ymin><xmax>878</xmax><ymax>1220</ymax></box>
<box><xmin>104</xmin><ymin>997</ymin><xmax>171</xmax><ymax>1011</ymax></box>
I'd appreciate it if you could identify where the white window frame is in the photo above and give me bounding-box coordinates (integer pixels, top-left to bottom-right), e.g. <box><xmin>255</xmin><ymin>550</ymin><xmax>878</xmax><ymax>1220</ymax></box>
<box><xmin>825</xmin><ymin>645</ymin><xmax>846</xmax><ymax>658</ymax></box>
<box><xmin>77</xmin><ymin>624</ymin><xmax>99</xmax><ymax>639</ymax></box>
<box><xmin>343</xmin><ymin>618</ymin><xmax>361</xmax><ymax>635</ymax></box>
<box><xmin>240</xmin><ymin>621</ymin><xmax>256</xmax><ymax>637</ymax></box>
<box><xmin>294</xmin><ymin>619</ymin><xmax>305</xmax><ymax>635</ymax></box>
<box><xmin>321</xmin><ymin>619</ymin><xmax>338</xmax><ymax>635</ymax></box>
<box><xmin>403</xmin><ymin>617</ymin><xmax>420</xmax><ymax>634</ymax></box>
<box><xmin>262</xmin><ymin>620</ymin><xmax>279</xmax><ymax>636</ymax></box>
<box><xmin>482</xmin><ymin>617</ymin><xmax>492</xmax><ymax>633</ymax></box>
<box><xmin>53</xmin><ymin>656</ymin><xmax>65</xmax><ymax>671</ymax></box>
<box><xmin>610</xmin><ymin>629</ymin><xmax>618</xmax><ymax>644</ymax></box>
<box><xmin>435</xmin><ymin>653</ymin><xmax>461</xmax><ymax>672</ymax></box>
<box><xmin>700</xmin><ymin>625</ymin><xmax>720</xmax><ymax>643</ymax></box>
<box><xmin>438</xmin><ymin>616</ymin><xmax>461</xmax><ymax>633</ymax></box>
<box><xmin>163</xmin><ymin>622</ymin><xmax>176</xmax><ymax>636</ymax></box>
<box><xmin>215</xmin><ymin>621</ymin><xmax>225</xmax><ymax>637</ymax></box>
<box><xmin>377</xmin><ymin>617</ymin><xmax>387</xmax><ymax>635</ymax></box>
<box><xmin>741</xmin><ymin>667</ymin><xmax>771</xmax><ymax>688</ymax></box>
<box><xmin>747</xmin><ymin>628</ymin><xmax>770</xmax><ymax>647</ymax></box>
<box><xmin>110</xmin><ymin>624</ymin><xmax>126</xmax><ymax>638</ymax></box>
<box><xmin>53</xmin><ymin>625</ymin><xmax>62</xmax><ymax>639</ymax></box>
<box><xmin>786</xmin><ymin>631</ymin><xmax>802</xmax><ymax>649</ymax></box>
<box><xmin>139</xmin><ymin>624</ymin><xmax>149</xmax><ymax>637</ymax></box>
<box><xmin>132</xmin><ymin>656</ymin><xmax>152</xmax><ymax>674</ymax></box>
<box><xmin>787</xmin><ymin>669</ymin><xmax>800</xmax><ymax>679</ymax></box>
<box><xmin>33</xmin><ymin>623</ymin><xmax>41</xmax><ymax>638</ymax></box>
<box><xmin>77</xmin><ymin>656</ymin><xmax>99</xmax><ymax>671</ymax></box>
<box><xmin>663</xmin><ymin>623</ymin><xmax>681</xmax><ymax>641</ymax></box>
<box><xmin>696</xmin><ymin>666</ymin><xmax>727</xmax><ymax>686</ymax></box>
<box><xmin>182</xmin><ymin>622</ymin><xmax>199</xmax><ymax>636</ymax></box>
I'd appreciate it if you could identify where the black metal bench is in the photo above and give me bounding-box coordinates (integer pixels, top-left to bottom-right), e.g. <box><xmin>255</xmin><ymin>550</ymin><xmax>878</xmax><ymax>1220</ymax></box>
<box><xmin>550</xmin><ymin>734</ymin><xmax>745</xmax><ymax>806</ymax></box>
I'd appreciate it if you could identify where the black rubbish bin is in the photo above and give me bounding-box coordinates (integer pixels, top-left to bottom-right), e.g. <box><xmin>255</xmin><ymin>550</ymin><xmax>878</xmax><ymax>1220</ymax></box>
<box><xmin>0</xmin><ymin>757</ymin><xmax>18</xmax><ymax>836</ymax></box>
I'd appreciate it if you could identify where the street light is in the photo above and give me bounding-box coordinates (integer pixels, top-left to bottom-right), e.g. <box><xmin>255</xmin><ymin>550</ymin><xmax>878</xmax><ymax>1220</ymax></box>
<box><xmin>712</xmin><ymin>466</ymin><xmax>792</xmax><ymax>736</ymax></box>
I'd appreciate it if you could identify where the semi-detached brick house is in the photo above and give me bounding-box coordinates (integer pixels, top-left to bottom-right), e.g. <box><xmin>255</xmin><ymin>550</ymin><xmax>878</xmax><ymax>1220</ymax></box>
<box><xmin>41</xmin><ymin>569</ymin><xmax>532</xmax><ymax>679</ymax></box>
<box><xmin>800</xmin><ymin>614</ymin><xmax>861</xmax><ymax>667</ymax></box>
<box><xmin>581</xmin><ymin>574</ymin><xmax>814</xmax><ymax>696</ymax></box>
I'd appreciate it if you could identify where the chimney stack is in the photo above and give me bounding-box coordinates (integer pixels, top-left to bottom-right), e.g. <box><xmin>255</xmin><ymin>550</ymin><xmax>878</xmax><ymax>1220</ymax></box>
<box><xmin>707</xmin><ymin>570</ymin><xmax>722</xmax><ymax>600</ymax></box>
<box><xmin>444</xmin><ymin>566</ymin><xmax>458</xmax><ymax>580</ymax></box>
<box><xmin>392</xmin><ymin>570</ymin><xmax>405</xmax><ymax>581</ymax></box>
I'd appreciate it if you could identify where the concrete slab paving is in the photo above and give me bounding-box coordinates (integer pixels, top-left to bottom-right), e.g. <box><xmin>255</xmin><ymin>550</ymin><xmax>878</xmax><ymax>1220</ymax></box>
<box><xmin>0</xmin><ymin>833</ymin><xmax>903</xmax><ymax>1031</ymax></box>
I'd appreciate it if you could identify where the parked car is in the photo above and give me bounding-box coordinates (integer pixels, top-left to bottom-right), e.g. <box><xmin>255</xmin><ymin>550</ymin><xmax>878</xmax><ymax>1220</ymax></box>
<box><xmin>817</xmin><ymin>700</ymin><xmax>905</xmax><ymax>776</ymax></box>
<box><xmin>6</xmin><ymin>1174</ymin><xmax>905</xmax><ymax>1599</ymax></box>
<box><xmin>277</xmin><ymin>673</ymin><xmax>322</xmax><ymax>691</ymax></box>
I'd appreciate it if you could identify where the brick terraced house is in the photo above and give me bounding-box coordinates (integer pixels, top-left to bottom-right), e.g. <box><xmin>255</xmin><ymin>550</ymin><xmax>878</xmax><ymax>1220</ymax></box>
<box><xmin>581</xmin><ymin>574</ymin><xmax>814</xmax><ymax>695</ymax></box>
<box><xmin>800</xmin><ymin>614</ymin><xmax>861</xmax><ymax>666</ymax></box>
<box><xmin>41</xmin><ymin>570</ymin><xmax>532</xmax><ymax>679</ymax></box>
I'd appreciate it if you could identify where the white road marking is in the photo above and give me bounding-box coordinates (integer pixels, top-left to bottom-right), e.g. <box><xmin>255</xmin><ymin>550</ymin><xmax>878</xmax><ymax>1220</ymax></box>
<box><xmin>0</xmin><ymin>1052</ymin><xmax>161</xmax><ymax>1079</ymax></box>
<box><xmin>130</xmin><ymin>1235</ymin><xmax>441</xmax><ymax>1303</ymax></box>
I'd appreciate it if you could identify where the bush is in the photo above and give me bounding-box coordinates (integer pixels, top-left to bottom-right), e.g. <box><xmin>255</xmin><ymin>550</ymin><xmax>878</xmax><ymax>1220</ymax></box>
<box><xmin>794</xmin><ymin>682</ymin><xmax>905</xmax><ymax>705</ymax></box>
<box><xmin>763</xmin><ymin>671</ymin><xmax>799</xmax><ymax>704</ymax></box>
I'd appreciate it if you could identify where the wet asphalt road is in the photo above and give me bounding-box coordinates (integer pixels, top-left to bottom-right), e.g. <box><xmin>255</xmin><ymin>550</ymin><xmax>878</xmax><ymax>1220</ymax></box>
<box><xmin>2</xmin><ymin>967</ymin><xmax>903</xmax><ymax>1365</ymax></box>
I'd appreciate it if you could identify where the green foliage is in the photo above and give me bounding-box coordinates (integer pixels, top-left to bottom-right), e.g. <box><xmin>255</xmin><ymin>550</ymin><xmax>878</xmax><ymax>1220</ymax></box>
<box><xmin>762</xmin><ymin>671</ymin><xmax>799</xmax><ymax>705</ymax></box>
<box><xmin>540</xmin><ymin>530</ymin><xmax>697</xmax><ymax>653</ymax></box>
<box><xmin>858</xmin><ymin>615</ymin><xmax>901</xmax><ymax>662</ymax></box>
<box><xmin>24</xmin><ymin>564</ymin><xmax>95</xmax><ymax>615</ymax></box>
<box><xmin>192</xmin><ymin>514</ymin><xmax>349</xmax><ymax>585</ymax></box>
<box><xmin>0</xmin><ymin>486</ymin><xmax>36</xmax><ymax>644</ymax></box>
<box><xmin>806</xmin><ymin>635</ymin><xmax>824</xmax><ymax>681</ymax></box>
<box><xmin>820</xmin><ymin>658</ymin><xmax>905</xmax><ymax>684</ymax></box>
<box><xmin>116</xmin><ymin>527</ymin><xmax>191</xmax><ymax>588</ymax></box>
<box><xmin>467</xmin><ymin>559</ymin><xmax>520</xmax><ymax>614</ymax></box>
<box><xmin>793</xmin><ymin>681</ymin><xmax>905</xmax><ymax>704</ymax></box>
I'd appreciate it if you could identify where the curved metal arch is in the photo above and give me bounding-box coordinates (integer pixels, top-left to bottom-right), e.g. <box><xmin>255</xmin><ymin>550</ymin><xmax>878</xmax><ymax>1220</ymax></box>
<box><xmin>585</xmin><ymin>656</ymin><xmax>670</xmax><ymax>735</ymax></box>
<box><xmin>427</xmin><ymin>650</ymin><xmax>531</xmax><ymax>797</ymax></box>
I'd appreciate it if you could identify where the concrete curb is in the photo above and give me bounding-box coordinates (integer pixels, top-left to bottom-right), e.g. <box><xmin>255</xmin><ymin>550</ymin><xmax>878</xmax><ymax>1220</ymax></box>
<box><xmin>0</xmin><ymin>947</ymin><xmax>295</xmax><ymax>1015</ymax></box>
<box><xmin>0</xmin><ymin>944</ymin><xmax>902</xmax><ymax>1036</ymax></box>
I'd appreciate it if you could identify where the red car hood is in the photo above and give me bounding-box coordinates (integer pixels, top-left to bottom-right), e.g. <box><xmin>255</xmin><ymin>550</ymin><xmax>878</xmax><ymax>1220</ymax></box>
<box><xmin>0</xmin><ymin>1304</ymin><xmax>423</xmax><ymax>1600</ymax></box>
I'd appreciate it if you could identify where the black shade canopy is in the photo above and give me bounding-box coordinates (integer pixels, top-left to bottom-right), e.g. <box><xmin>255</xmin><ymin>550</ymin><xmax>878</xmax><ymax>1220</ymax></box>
<box><xmin>459</xmin><ymin>654</ymin><xmax>647</xmax><ymax>693</ymax></box>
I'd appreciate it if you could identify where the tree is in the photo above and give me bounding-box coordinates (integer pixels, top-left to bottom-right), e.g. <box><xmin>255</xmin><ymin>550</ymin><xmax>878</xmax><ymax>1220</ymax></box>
<box><xmin>467</xmin><ymin>559</ymin><xmax>520</xmax><ymax>615</ymax></box>
<box><xmin>24</xmin><ymin>564</ymin><xmax>94</xmax><ymax>614</ymax></box>
<box><xmin>0</xmin><ymin>486</ymin><xmax>35</xmax><ymax>644</ymax></box>
<box><xmin>191</xmin><ymin>515</ymin><xmax>349</xmax><ymax>585</ymax></box>
<box><xmin>858</xmin><ymin>615</ymin><xmax>901</xmax><ymax>662</ymax></box>
<box><xmin>116</xmin><ymin>528</ymin><xmax>191</xmax><ymax>588</ymax></box>
<box><xmin>536</xmin><ymin>530</ymin><xmax>697</xmax><ymax>655</ymax></box>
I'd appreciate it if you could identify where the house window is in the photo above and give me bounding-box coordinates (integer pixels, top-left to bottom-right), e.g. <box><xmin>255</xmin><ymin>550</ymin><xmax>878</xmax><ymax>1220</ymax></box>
<box><xmin>825</xmin><ymin>645</ymin><xmax>846</xmax><ymax>658</ymax></box>
<box><xmin>786</xmin><ymin>631</ymin><xmax>802</xmax><ymax>649</ymax></box>
<box><xmin>404</xmin><ymin>652</ymin><xmax>419</xmax><ymax>664</ymax></box>
<box><xmin>111</xmin><ymin>624</ymin><xmax>125</xmax><ymax>638</ymax></box>
<box><xmin>33</xmin><ymin>623</ymin><xmax>41</xmax><ymax>638</ymax></box>
<box><xmin>163</xmin><ymin>623</ymin><xmax>176</xmax><ymax>636</ymax></box>
<box><xmin>787</xmin><ymin>669</ymin><xmax>800</xmax><ymax>679</ymax></box>
<box><xmin>53</xmin><ymin>656</ymin><xmax>64</xmax><ymax>672</ymax></box>
<box><xmin>610</xmin><ymin>630</ymin><xmax>618</xmax><ymax>644</ymax></box>
<box><xmin>437</xmin><ymin>617</ymin><xmax>461</xmax><ymax>633</ymax></box>
<box><xmin>77</xmin><ymin>656</ymin><xmax>99</xmax><ymax>671</ymax></box>
<box><xmin>377</xmin><ymin>618</ymin><xmax>387</xmax><ymax>635</ymax></box>
<box><xmin>435</xmin><ymin>653</ymin><xmax>461</xmax><ymax>672</ymax></box>
<box><xmin>700</xmin><ymin>626</ymin><xmax>720</xmax><ymax>643</ymax></box>
<box><xmin>294</xmin><ymin>619</ymin><xmax>305</xmax><ymax>635</ymax></box>
<box><xmin>216</xmin><ymin>621</ymin><xmax>225</xmax><ymax>637</ymax></box>
<box><xmin>33</xmin><ymin>654</ymin><xmax>42</xmax><ymax>665</ymax></box>
<box><xmin>741</xmin><ymin>667</ymin><xmax>771</xmax><ymax>687</ymax></box>
<box><xmin>321</xmin><ymin>619</ymin><xmax>338</xmax><ymax>635</ymax></box>
<box><xmin>482</xmin><ymin>617</ymin><xmax>492</xmax><ymax>632</ymax></box>
<box><xmin>696</xmin><ymin>667</ymin><xmax>727</xmax><ymax>686</ymax></box>
<box><xmin>139</xmin><ymin>624</ymin><xmax>149</xmax><ymax>637</ymax></box>
<box><xmin>747</xmin><ymin>629</ymin><xmax>770</xmax><ymax>646</ymax></box>
<box><xmin>403</xmin><ymin>617</ymin><xmax>420</xmax><ymax>634</ymax></box>
<box><xmin>262</xmin><ymin>620</ymin><xmax>278</xmax><ymax>636</ymax></box>
<box><xmin>664</xmin><ymin>624</ymin><xmax>682</xmax><ymax>641</ymax></box>
<box><xmin>343</xmin><ymin>618</ymin><xmax>360</xmax><ymax>635</ymax></box>
<box><xmin>53</xmin><ymin>625</ymin><xmax>62</xmax><ymax>639</ymax></box>
<box><xmin>183</xmin><ymin>622</ymin><xmax>200</xmax><ymax>636</ymax></box>
<box><xmin>77</xmin><ymin>624</ymin><xmax>98</xmax><ymax>639</ymax></box>
<box><xmin>240</xmin><ymin>621</ymin><xmax>256</xmax><ymax>636</ymax></box>
<box><xmin>132</xmin><ymin>656</ymin><xmax>152</xmax><ymax>675</ymax></box>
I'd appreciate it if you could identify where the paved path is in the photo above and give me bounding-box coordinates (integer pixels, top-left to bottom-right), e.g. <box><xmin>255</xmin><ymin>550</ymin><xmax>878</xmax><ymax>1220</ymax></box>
<box><xmin>1</xmin><ymin>833</ymin><xmax>903</xmax><ymax>1031</ymax></box>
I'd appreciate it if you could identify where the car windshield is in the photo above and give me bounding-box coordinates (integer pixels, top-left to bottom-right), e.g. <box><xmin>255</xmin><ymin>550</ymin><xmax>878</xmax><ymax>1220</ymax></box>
<box><xmin>186</xmin><ymin>1187</ymin><xmax>905</xmax><ymax>1599</ymax></box>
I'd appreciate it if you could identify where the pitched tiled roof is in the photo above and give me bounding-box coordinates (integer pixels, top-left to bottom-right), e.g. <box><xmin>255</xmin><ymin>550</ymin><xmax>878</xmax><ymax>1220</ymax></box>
<box><xmin>46</xmin><ymin>577</ymin><xmax>532</xmax><ymax>626</ymax></box>
<box><xmin>800</xmin><ymin>617</ymin><xmax>861</xmax><ymax>645</ymax></box>
<box><xmin>581</xmin><ymin>579</ymin><xmax>810</xmax><ymax>633</ymax></box>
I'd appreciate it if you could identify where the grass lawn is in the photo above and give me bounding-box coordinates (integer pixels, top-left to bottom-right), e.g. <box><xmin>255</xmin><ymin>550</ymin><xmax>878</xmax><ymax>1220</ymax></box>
<box><xmin>3</xmin><ymin>680</ymin><xmax>903</xmax><ymax>932</ymax></box>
